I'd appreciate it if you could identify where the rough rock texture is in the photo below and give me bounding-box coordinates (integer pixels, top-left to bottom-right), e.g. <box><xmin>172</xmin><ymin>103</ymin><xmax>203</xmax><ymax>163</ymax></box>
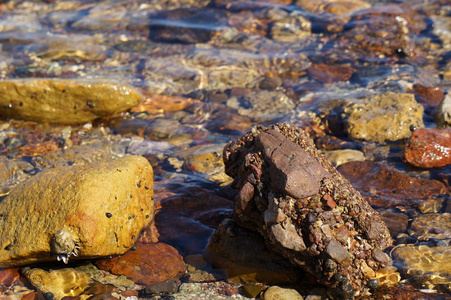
<box><xmin>404</xmin><ymin>128</ymin><xmax>451</xmax><ymax>168</ymax></box>
<box><xmin>96</xmin><ymin>242</ymin><xmax>186</xmax><ymax>286</ymax></box>
<box><xmin>0</xmin><ymin>79</ymin><xmax>142</xmax><ymax>124</ymax></box>
<box><xmin>0</xmin><ymin>155</ymin><xmax>154</xmax><ymax>267</ymax></box>
<box><xmin>346</xmin><ymin>93</ymin><xmax>424</xmax><ymax>143</ymax></box>
<box><xmin>222</xmin><ymin>123</ymin><xmax>393</xmax><ymax>298</ymax></box>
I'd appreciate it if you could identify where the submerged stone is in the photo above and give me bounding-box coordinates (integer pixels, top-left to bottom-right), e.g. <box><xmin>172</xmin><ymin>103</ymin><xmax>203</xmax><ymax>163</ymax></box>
<box><xmin>404</xmin><ymin>128</ymin><xmax>451</xmax><ymax>168</ymax></box>
<box><xmin>0</xmin><ymin>155</ymin><xmax>154</xmax><ymax>267</ymax></box>
<box><xmin>392</xmin><ymin>245</ymin><xmax>451</xmax><ymax>293</ymax></box>
<box><xmin>22</xmin><ymin>267</ymin><xmax>90</xmax><ymax>300</ymax></box>
<box><xmin>221</xmin><ymin>123</ymin><xmax>393</xmax><ymax>298</ymax></box>
<box><xmin>0</xmin><ymin>79</ymin><xmax>142</xmax><ymax>124</ymax></box>
<box><xmin>95</xmin><ymin>242</ymin><xmax>186</xmax><ymax>286</ymax></box>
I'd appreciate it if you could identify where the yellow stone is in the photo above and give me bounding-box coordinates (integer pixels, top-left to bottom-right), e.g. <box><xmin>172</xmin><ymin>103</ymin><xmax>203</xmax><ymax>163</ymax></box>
<box><xmin>0</xmin><ymin>79</ymin><xmax>142</xmax><ymax>124</ymax></box>
<box><xmin>0</xmin><ymin>155</ymin><xmax>153</xmax><ymax>267</ymax></box>
<box><xmin>23</xmin><ymin>267</ymin><xmax>90</xmax><ymax>300</ymax></box>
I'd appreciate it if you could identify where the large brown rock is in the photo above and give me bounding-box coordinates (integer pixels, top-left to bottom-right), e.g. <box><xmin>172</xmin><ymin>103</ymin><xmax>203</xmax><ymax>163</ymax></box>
<box><xmin>222</xmin><ymin>123</ymin><xmax>393</xmax><ymax>298</ymax></box>
<box><xmin>0</xmin><ymin>155</ymin><xmax>154</xmax><ymax>267</ymax></box>
<box><xmin>0</xmin><ymin>79</ymin><xmax>142</xmax><ymax>124</ymax></box>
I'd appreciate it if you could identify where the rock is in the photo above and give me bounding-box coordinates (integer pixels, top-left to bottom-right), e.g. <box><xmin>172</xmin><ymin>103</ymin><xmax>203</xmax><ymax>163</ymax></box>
<box><xmin>379</xmin><ymin>209</ymin><xmax>409</xmax><ymax>238</ymax></box>
<box><xmin>22</xmin><ymin>267</ymin><xmax>90</xmax><ymax>300</ymax></box>
<box><xmin>143</xmin><ymin>279</ymin><xmax>181</xmax><ymax>295</ymax></box>
<box><xmin>243</xmin><ymin>283</ymin><xmax>263</xmax><ymax>298</ymax></box>
<box><xmin>262</xmin><ymin>286</ymin><xmax>304</xmax><ymax>300</ymax></box>
<box><xmin>404</xmin><ymin>128</ymin><xmax>451</xmax><ymax>168</ymax></box>
<box><xmin>0</xmin><ymin>155</ymin><xmax>154</xmax><ymax>267</ymax></box>
<box><xmin>438</xmin><ymin>93</ymin><xmax>451</xmax><ymax>128</ymax></box>
<box><xmin>149</xmin><ymin>8</ymin><xmax>225</xmax><ymax>44</ymax></box>
<box><xmin>96</xmin><ymin>242</ymin><xmax>186</xmax><ymax>286</ymax></box>
<box><xmin>226</xmin><ymin>90</ymin><xmax>295</xmax><ymax>122</ymax></box>
<box><xmin>346</xmin><ymin>93</ymin><xmax>424</xmax><ymax>143</ymax></box>
<box><xmin>0</xmin><ymin>79</ymin><xmax>142</xmax><ymax>124</ymax></box>
<box><xmin>323</xmin><ymin>149</ymin><xmax>365</xmax><ymax>167</ymax></box>
<box><xmin>130</xmin><ymin>94</ymin><xmax>199</xmax><ymax>115</ymax></box>
<box><xmin>307</xmin><ymin>64</ymin><xmax>354</xmax><ymax>83</ymax></box>
<box><xmin>206</xmin><ymin>219</ymin><xmax>303</xmax><ymax>285</ymax></box>
<box><xmin>75</xmin><ymin>263</ymin><xmax>135</xmax><ymax>290</ymax></box>
<box><xmin>176</xmin><ymin>143</ymin><xmax>232</xmax><ymax>184</ymax></box>
<box><xmin>413</xmin><ymin>84</ymin><xmax>445</xmax><ymax>108</ymax></box>
<box><xmin>408</xmin><ymin>213</ymin><xmax>451</xmax><ymax>241</ymax></box>
<box><xmin>392</xmin><ymin>245</ymin><xmax>451</xmax><ymax>292</ymax></box>
<box><xmin>338</xmin><ymin>161</ymin><xmax>448</xmax><ymax>212</ymax></box>
<box><xmin>222</xmin><ymin>123</ymin><xmax>392</xmax><ymax>298</ymax></box>
<box><xmin>269</xmin><ymin>11</ymin><xmax>311</xmax><ymax>42</ymax></box>
<box><xmin>0</xmin><ymin>267</ymin><xmax>20</xmax><ymax>286</ymax></box>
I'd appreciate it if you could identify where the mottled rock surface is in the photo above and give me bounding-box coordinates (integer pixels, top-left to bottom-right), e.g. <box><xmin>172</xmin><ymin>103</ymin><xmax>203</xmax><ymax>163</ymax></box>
<box><xmin>346</xmin><ymin>93</ymin><xmax>424</xmax><ymax>143</ymax></box>
<box><xmin>0</xmin><ymin>155</ymin><xmax>154</xmax><ymax>267</ymax></box>
<box><xmin>404</xmin><ymin>128</ymin><xmax>451</xmax><ymax>168</ymax></box>
<box><xmin>0</xmin><ymin>79</ymin><xmax>142</xmax><ymax>124</ymax></box>
<box><xmin>222</xmin><ymin>123</ymin><xmax>393</xmax><ymax>298</ymax></box>
<box><xmin>96</xmin><ymin>242</ymin><xmax>186</xmax><ymax>286</ymax></box>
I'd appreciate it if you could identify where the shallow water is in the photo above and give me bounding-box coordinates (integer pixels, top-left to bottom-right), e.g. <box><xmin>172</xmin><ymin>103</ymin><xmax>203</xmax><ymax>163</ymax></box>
<box><xmin>0</xmin><ymin>0</ymin><xmax>450</xmax><ymax>298</ymax></box>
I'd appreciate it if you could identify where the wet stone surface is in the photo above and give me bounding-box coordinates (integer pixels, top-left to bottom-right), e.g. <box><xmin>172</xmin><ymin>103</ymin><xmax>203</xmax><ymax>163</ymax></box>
<box><xmin>221</xmin><ymin>123</ymin><xmax>393</xmax><ymax>298</ymax></box>
<box><xmin>0</xmin><ymin>0</ymin><xmax>450</xmax><ymax>299</ymax></box>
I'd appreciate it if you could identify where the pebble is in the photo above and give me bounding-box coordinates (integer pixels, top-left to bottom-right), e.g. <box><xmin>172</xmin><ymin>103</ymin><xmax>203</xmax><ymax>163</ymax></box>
<box><xmin>262</xmin><ymin>286</ymin><xmax>304</xmax><ymax>300</ymax></box>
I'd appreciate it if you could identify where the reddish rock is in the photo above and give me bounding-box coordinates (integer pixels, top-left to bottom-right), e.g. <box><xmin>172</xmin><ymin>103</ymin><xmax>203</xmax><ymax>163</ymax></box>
<box><xmin>379</xmin><ymin>209</ymin><xmax>409</xmax><ymax>237</ymax></box>
<box><xmin>413</xmin><ymin>83</ymin><xmax>445</xmax><ymax>108</ymax></box>
<box><xmin>307</xmin><ymin>63</ymin><xmax>354</xmax><ymax>83</ymax></box>
<box><xmin>95</xmin><ymin>242</ymin><xmax>186</xmax><ymax>286</ymax></box>
<box><xmin>404</xmin><ymin>128</ymin><xmax>451</xmax><ymax>168</ymax></box>
<box><xmin>338</xmin><ymin>161</ymin><xmax>448</xmax><ymax>211</ymax></box>
<box><xmin>0</xmin><ymin>267</ymin><xmax>20</xmax><ymax>285</ymax></box>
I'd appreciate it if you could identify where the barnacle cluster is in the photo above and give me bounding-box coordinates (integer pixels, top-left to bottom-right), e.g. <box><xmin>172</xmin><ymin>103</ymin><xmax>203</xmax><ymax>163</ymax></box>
<box><xmin>52</xmin><ymin>227</ymin><xmax>80</xmax><ymax>264</ymax></box>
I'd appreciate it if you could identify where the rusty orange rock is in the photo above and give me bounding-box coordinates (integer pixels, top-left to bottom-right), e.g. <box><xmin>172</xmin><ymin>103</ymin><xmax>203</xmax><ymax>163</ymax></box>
<box><xmin>404</xmin><ymin>128</ymin><xmax>451</xmax><ymax>168</ymax></box>
<box><xmin>95</xmin><ymin>242</ymin><xmax>186</xmax><ymax>286</ymax></box>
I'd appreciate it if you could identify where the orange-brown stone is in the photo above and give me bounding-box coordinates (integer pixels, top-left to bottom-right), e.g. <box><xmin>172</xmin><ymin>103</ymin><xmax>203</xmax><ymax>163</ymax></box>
<box><xmin>95</xmin><ymin>242</ymin><xmax>186</xmax><ymax>286</ymax></box>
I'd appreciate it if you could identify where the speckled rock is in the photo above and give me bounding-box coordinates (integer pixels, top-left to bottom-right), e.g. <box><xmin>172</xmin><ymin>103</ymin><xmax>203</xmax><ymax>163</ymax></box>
<box><xmin>404</xmin><ymin>128</ymin><xmax>451</xmax><ymax>168</ymax></box>
<box><xmin>262</xmin><ymin>286</ymin><xmax>304</xmax><ymax>300</ymax></box>
<box><xmin>22</xmin><ymin>267</ymin><xmax>90</xmax><ymax>300</ymax></box>
<box><xmin>392</xmin><ymin>245</ymin><xmax>451</xmax><ymax>292</ymax></box>
<box><xmin>0</xmin><ymin>155</ymin><xmax>154</xmax><ymax>267</ymax></box>
<box><xmin>0</xmin><ymin>79</ymin><xmax>142</xmax><ymax>124</ymax></box>
<box><xmin>226</xmin><ymin>90</ymin><xmax>295</xmax><ymax>122</ymax></box>
<box><xmin>222</xmin><ymin>123</ymin><xmax>392</xmax><ymax>298</ymax></box>
<box><xmin>346</xmin><ymin>93</ymin><xmax>424</xmax><ymax>143</ymax></box>
<box><xmin>96</xmin><ymin>242</ymin><xmax>186</xmax><ymax>286</ymax></box>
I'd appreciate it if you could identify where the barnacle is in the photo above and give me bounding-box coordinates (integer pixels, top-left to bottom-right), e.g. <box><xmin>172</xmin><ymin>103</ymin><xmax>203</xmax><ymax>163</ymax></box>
<box><xmin>52</xmin><ymin>227</ymin><xmax>80</xmax><ymax>264</ymax></box>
